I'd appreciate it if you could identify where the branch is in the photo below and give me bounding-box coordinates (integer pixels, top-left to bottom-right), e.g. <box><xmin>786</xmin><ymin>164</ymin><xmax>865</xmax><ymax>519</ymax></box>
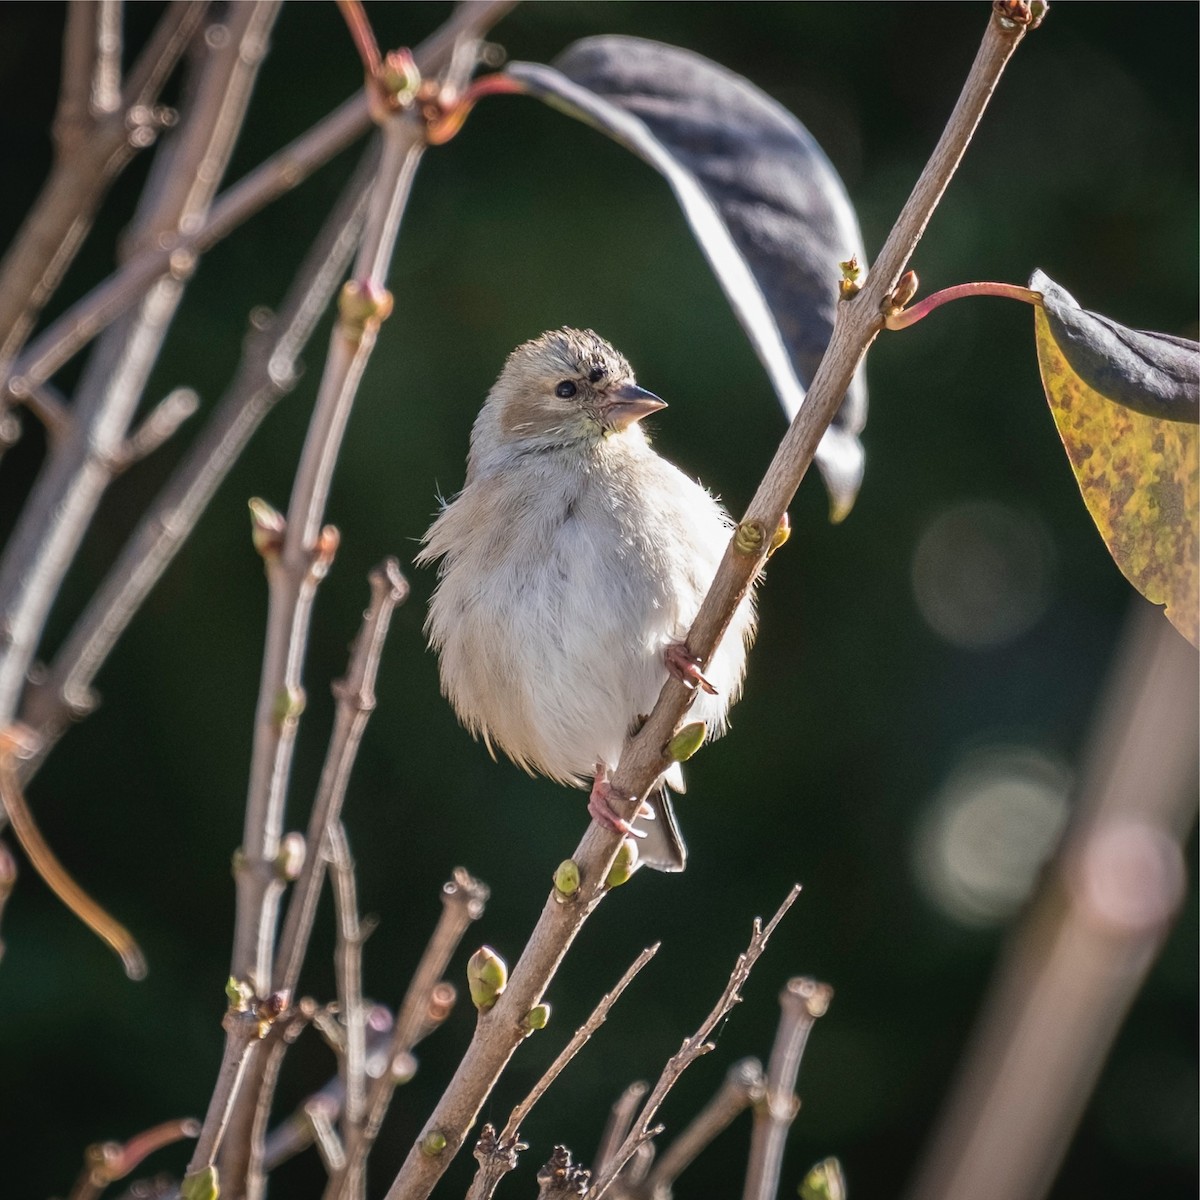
<box><xmin>273</xmin><ymin>559</ymin><xmax>409</xmax><ymax>997</ymax></box>
<box><xmin>0</xmin><ymin>724</ymin><xmax>146</xmax><ymax>979</ymax></box>
<box><xmin>108</xmin><ymin>386</ymin><xmax>200</xmax><ymax>473</ymax></box>
<box><xmin>587</xmin><ymin>887</ymin><xmax>801</xmax><ymax>1200</ymax></box>
<box><xmin>6</xmin><ymin>0</ymin><xmax>518</xmax><ymax>395</ymax></box>
<box><xmin>467</xmin><ymin>945</ymin><xmax>661</xmax><ymax>1200</ymax></box>
<box><xmin>330</xmin><ymin>869</ymin><xmax>489</xmax><ymax>1198</ymax></box>
<box><xmin>16</xmin><ymin>149</ymin><xmax>376</xmax><ymax>773</ymax></box>
<box><xmin>742</xmin><ymin>978</ymin><xmax>833</xmax><ymax>1200</ymax></box>
<box><xmin>384</xmin><ymin>11</ymin><xmax>1037</xmax><ymax>1197</ymax></box>
<box><xmin>0</xmin><ymin>1</ymin><xmax>204</xmax><ymax>376</ymax></box>
<box><xmin>0</xmin><ymin>0</ymin><xmax>280</xmax><ymax>730</ymax></box>
<box><xmin>905</xmin><ymin>600</ymin><xmax>1197</xmax><ymax>1200</ymax></box>
<box><xmin>641</xmin><ymin>1058</ymin><xmax>765</xmax><ymax>1198</ymax></box>
<box><xmin>66</xmin><ymin>1117</ymin><xmax>200</xmax><ymax>1200</ymax></box>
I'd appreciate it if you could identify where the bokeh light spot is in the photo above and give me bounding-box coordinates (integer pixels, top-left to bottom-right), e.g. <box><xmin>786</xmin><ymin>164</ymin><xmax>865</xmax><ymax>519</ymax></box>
<box><xmin>916</xmin><ymin>745</ymin><xmax>1072</xmax><ymax>926</ymax></box>
<box><xmin>912</xmin><ymin>500</ymin><xmax>1055</xmax><ymax>648</ymax></box>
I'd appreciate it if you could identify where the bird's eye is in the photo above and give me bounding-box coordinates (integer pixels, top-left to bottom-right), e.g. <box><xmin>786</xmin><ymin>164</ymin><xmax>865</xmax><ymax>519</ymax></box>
<box><xmin>588</xmin><ymin>366</ymin><xmax>605</xmax><ymax>384</ymax></box>
<box><xmin>555</xmin><ymin>380</ymin><xmax>577</xmax><ymax>399</ymax></box>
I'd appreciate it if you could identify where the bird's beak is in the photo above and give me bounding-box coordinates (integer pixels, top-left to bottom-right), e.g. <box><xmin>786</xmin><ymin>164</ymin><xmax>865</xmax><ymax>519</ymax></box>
<box><xmin>601</xmin><ymin>383</ymin><xmax>667</xmax><ymax>431</ymax></box>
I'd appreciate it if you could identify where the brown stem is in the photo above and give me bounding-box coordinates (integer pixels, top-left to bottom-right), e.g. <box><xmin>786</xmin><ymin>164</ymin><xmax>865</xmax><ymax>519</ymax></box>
<box><xmin>273</xmin><ymin>560</ymin><xmax>409</xmax><ymax>998</ymax></box>
<box><xmin>331</xmin><ymin>869</ymin><xmax>489</xmax><ymax>1199</ymax></box>
<box><xmin>15</xmin><ymin>150</ymin><xmax>376</xmax><ymax>778</ymax></box>
<box><xmin>742</xmin><ymin>978</ymin><xmax>833</xmax><ymax>1200</ymax></box>
<box><xmin>641</xmin><ymin>1058</ymin><xmax>766</xmax><ymax>1198</ymax></box>
<box><xmin>67</xmin><ymin>1117</ymin><xmax>200</xmax><ymax>1200</ymax></box>
<box><xmin>884</xmin><ymin>280</ymin><xmax>1042</xmax><ymax>330</ymax></box>
<box><xmin>337</xmin><ymin>0</ymin><xmax>383</xmax><ymax>78</ymax></box>
<box><xmin>384</xmin><ymin>12</ymin><xmax>1035</xmax><ymax>1198</ymax></box>
<box><xmin>0</xmin><ymin>0</ymin><xmax>279</xmax><ymax>730</ymax></box>
<box><xmin>0</xmin><ymin>1</ymin><xmax>204</xmax><ymax>378</ymax></box>
<box><xmin>905</xmin><ymin>600</ymin><xmax>1197</xmax><ymax>1200</ymax></box>
<box><xmin>6</xmin><ymin>0</ymin><xmax>517</xmax><ymax>394</ymax></box>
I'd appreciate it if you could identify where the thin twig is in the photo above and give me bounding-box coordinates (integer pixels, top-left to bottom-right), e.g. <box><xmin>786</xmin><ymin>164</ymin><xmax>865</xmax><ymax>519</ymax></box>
<box><xmin>6</xmin><ymin>378</ymin><xmax>72</xmax><ymax>443</ymax></box>
<box><xmin>587</xmin><ymin>887</ymin><xmax>801</xmax><ymax>1200</ymax></box>
<box><xmin>331</xmin><ymin>870</ymin><xmax>489</xmax><ymax>1199</ymax></box>
<box><xmin>6</xmin><ymin>0</ymin><xmax>518</xmax><ymax>395</ymax></box>
<box><xmin>641</xmin><ymin>1058</ymin><xmax>765</xmax><ymax>1199</ymax></box>
<box><xmin>15</xmin><ymin>149</ymin><xmax>376</xmax><ymax>774</ymax></box>
<box><xmin>595</xmin><ymin>1082</ymin><xmax>648</xmax><ymax>1177</ymax></box>
<box><xmin>109</xmin><ymin>386</ymin><xmax>200</xmax><ymax>472</ymax></box>
<box><xmin>505</xmin><ymin>945</ymin><xmax>660</xmax><ymax>1143</ymax></box>
<box><xmin>274</xmin><ymin>559</ymin><xmax>410</xmax><ymax>997</ymax></box>
<box><xmin>0</xmin><ymin>724</ymin><xmax>145</xmax><ymax>979</ymax></box>
<box><xmin>742</xmin><ymin>978</ymin><xmax>833</xmax><ymax>1200</ymax></box>
<box><xmin>467</xmin><ymin>945</ymin><xmax>661</xmax><ymax>1200</ymax></box>
<box><xmin>66</xmin><ymin>1117</ymin><xmax>200</xmax><ymax>1200</ymax></box>
<box><xmin>0</xmin><ymin>0</ymin><xmax>279</xmax><ymax>730</ymax></box>
<box><xmin>327</xmin><ymin>822</ymin><xmax>369</xmax><ymax>1140</ymax></box>
<box><xmin>0</xmin><ymin>1</ymin><xmax>204</xmax><ymax>376</ymax></box>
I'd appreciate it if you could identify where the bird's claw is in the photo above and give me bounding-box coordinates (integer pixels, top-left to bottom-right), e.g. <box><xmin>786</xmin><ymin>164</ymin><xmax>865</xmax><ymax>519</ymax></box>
<box><xmin>589</xmin><ymin>770</ymin><xmax>651</xmax><ymax>837</ymax></box>
<box><xmin>664</xmin><ymin>642</ymin><xmax>717</xmax><ymax>695</ymax></box>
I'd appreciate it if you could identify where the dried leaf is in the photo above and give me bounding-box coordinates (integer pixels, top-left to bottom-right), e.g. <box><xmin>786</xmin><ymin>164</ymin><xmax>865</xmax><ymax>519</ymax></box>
<box><xmin>1031</xmin><ymin>273</ymin><xmax>1198</xmax><ymax>646</ymax></box>
<box><xmin>506</xmin><ymin>37</ymin><xmax>868</xmax><ymax>520</ymax></box>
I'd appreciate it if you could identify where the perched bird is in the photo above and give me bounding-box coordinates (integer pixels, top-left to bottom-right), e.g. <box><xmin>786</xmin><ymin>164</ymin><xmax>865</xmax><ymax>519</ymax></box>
<box><xmin>417</xmin><ymin>328</ymin><xmax>756</xmax><ymax>871</ymax></box>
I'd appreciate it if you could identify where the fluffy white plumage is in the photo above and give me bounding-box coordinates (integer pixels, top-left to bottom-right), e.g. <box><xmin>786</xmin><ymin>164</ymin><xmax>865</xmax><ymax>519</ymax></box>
<box><xmin>417</xmin><ymin>328</ymin><xmax>756</xmax><ymax>869</ymax></box>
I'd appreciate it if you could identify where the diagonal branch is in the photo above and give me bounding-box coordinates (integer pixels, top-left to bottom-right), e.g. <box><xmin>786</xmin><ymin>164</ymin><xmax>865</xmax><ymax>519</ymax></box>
<box><xmin>587</xmin><ymin>888</ymin><xmax>802</xmax><ymax>1200</ymax></box>
<box><xmin>383</xmin><ymin>11</ymin><xmax>1038</xmax><ymax>1198</ymax></box>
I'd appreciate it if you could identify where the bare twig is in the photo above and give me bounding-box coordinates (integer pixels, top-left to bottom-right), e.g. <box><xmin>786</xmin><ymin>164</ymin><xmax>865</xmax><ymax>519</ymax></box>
<box><xmin>587</xmin><ymin>887</ymin><xmax>801</xmax><ymax>1200</ymax></box>
<box><xmin>0</xmin><ymin>1</ymin><xmax>204</xmax><ymax>376</ymax></box>
<box><xmin>0</xmin><ymin>724</ymin><xmax>145</xmax><ymax>979</ymax></box>
<box><xmin>331</xmin><ymin>869</ymin><xmax>489</xmax><ymax>1198</ymax></box>
<box><xmin>467</xmin><ymin>945</ymin><xmax>661</xmax><ymax>1200</ymax></box>
<box><xmin>595</xmin><ymin>1083</ymin><xmax>648</xmax><ymax>1177</ymax></box>
<box><xmin>0</xmin><ymin>0</ymin><xmax>279</xmax><ymax>730</ymax></box>
<box><xmin>505</xmin><ymin>945</ymin><xmax>660</xmax><ymax>1143</ymax></box>
<box><xmin>906</xmin><ymin>600</ymin><xmax>1198</xmax><ymax>1200</ymax></box>
<box><xmin>109</xmin><ymin>387</ymin><xmax>200</xmax><ymax>473</ymax></box>
<box><xmin>327</xmin><ymin>822</ymin><xmax>370</xmax><ymax>1141</ymax></box>
<box><xmin>6</xmin><ymin>0</ymin><xmax>518</xmax><ymax>395</ymax></box>
<box><xmin>274</xmin><ymin>560</ymin><xmax>410</xmax><ymax>997</ymax></box>
<box><xmin>16</xmin><ymin>150</ymin><xmax>377</xmax><ymax>772</ymax></box>
<box><xmin>6</xmin><ymin>378</ymin><xmax>71</xmax><ymax>443</ymax></box>
<box><xmin>641</xmin><ymin>1058</ymin><xmax>766</xmax><ymax>1199</ymax></box>
<box><xmin>383</xmin><ymin>15</ymin><xmax>1037</xmax><ymax>1194</ymax></box>
<box><xmin>66</xmin><ymin>1117</ymin><xmax>200</xmax><ymax>1200</ymax></box>
<box><xmin>743</xmin><ymin>978</ymin><xmax>833</xmax><ymax>1200</ymax></box>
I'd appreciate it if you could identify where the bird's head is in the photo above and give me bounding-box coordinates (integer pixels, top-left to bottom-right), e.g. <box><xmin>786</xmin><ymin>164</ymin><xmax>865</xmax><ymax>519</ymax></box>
<box><xmin>483</xmin><ymin>328</ymin><xmax>666</xmax><ymax>450</ymax></box>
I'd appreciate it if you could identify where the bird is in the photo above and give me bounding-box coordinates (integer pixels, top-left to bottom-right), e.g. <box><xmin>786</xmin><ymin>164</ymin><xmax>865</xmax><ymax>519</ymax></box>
<box><xmin>416</xmin><ymin>328</ymin><xmax>756</xmax><ymax>871</ymax></box>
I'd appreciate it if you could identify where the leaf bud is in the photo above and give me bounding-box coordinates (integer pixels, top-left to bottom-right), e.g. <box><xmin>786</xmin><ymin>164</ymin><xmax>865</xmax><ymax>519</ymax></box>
<box><xmin>606</xmin><ymin>838</ymin><xmax>639</xmax><ymax>888</ymax></box>
<box><xmin>467</xmin><ymin>945</ymin><xmax>508</xmax><ymax>1012</ymax></box>
<box><xmin>667</xmin><ymin>721</ymin><xmax>707</xmax><ymax>763</ymax></box>
<box><xmin>553</xmin><ymin>859</ymin><xmax>581</xmax><ymax>897</ymax></box>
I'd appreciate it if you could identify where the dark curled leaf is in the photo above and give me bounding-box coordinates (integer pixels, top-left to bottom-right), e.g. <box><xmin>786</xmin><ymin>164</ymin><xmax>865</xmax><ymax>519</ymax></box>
<box><xmin>506</xmin><ymin>37</ymin><xmax>868</xmax><ymax>520</ymax></box>
<box><xmin>1031</xmin><ymin>270</ymin><xmax>1199</xmax><ymax>424</ymax></box>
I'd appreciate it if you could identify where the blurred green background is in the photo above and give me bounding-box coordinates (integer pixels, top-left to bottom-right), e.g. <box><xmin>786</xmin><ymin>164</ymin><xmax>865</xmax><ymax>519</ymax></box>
<box><xmin>0</xmin><ymin>3</ymin><xmax>1195</xmax><ymax>1197</ymax></box>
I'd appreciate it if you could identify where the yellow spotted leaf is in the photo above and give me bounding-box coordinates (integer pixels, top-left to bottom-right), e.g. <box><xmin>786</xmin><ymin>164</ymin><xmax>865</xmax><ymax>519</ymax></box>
<box><xmin>1034</xmin><ymin>304</ymin><xmax>1198</xmax><ymax>647</ymax></box>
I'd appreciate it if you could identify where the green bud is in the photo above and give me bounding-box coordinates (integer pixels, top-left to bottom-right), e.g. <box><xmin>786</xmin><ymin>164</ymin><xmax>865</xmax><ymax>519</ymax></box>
<box><xmin>339</xmin><ymin>279</ymin><xmax>394</xmax><ymax>341</ymax></box>
<box><xmin>606</xmin><ymin>838</ymin><xmax>639</xmax><ymax>888</ymax></box>
<box><xmin>467</xmin><ymin>945</ymin><xmax>508</xmax><ymax>1012</ymax></box>
<box><xmin>553</xmin><ymin>859</ymin><xmax>581</xmax><ymax>897</ymax></box>
<box><xmin>181</xmin><ymin>1165</ymin><xmax>220</xmax><ymax>1200</ymax></box>
<box><xmin>734</xmin><ymin>520</ymin><xmax>766</xmax><ymax>556</ymax></box>
<box><xmin>420</xmin><ymin>1130</ymin><xmax>448</xmax><ymax>1157</ymax></box>
<box><xmin>226</xmin><ymin>977</ymin><xmax>253</xmax><ymax>1011</ymax></box>
<box><xmin>272</xmin><ymin>686</ymin><xmax>306</xmax><ymax>728</ymax></box>
<box><xmin>800</xmin><ymin>1157</ymin><xmax>846</xmax><ymax>1200</ymax></box>
<box><xmin>667</xmin><ymin>720</ymin><xmax>707</xmax><ymax>763</ymax></box>
<box><xmin>768</xmin><ymin>512</ymin><xmax>791</xmax><ymax>557</ymax></box>
<box><xmin>523</xmin><ymin>1003</ymin><xmax>551</xmax><ymax>1031</ymax></box>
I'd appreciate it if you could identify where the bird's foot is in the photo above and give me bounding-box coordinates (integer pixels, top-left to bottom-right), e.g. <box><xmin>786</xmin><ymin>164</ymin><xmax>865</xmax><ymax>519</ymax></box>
<box><xmin>664</xmin><ymin>642</ymin><xmax>717</xmax><ymax>695</ymax></box>
<box><xmin>588</xmin><ymin>767</ymin><xmax>650</xmax><ymax>838</ymax></box>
